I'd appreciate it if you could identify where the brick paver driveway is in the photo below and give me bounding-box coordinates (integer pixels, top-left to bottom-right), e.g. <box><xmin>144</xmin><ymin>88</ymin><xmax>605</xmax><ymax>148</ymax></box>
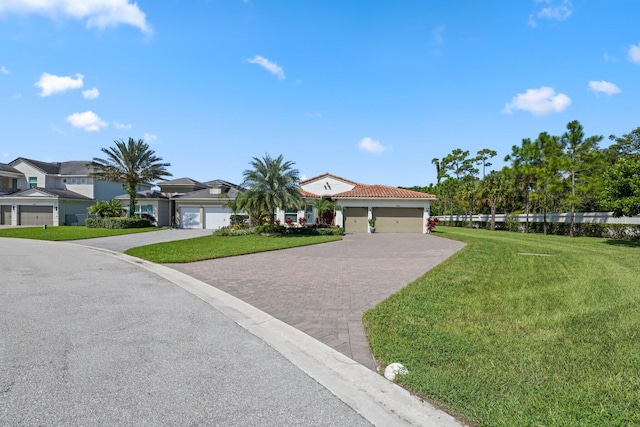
<box><xmin>169</xmin><ymin>233</ymin><xmax>465</xmax><ymax>370</ymax></box>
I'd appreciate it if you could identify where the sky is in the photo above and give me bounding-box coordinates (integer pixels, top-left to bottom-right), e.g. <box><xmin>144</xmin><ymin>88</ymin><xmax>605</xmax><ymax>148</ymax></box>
<box><xmin>1</xmin><ymin>0</ymin><xmax>639</xmax><ymax>187</ymax></box>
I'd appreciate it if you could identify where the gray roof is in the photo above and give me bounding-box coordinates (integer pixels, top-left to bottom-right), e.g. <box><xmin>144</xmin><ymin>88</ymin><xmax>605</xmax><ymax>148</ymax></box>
<box><xmin>7</xmin><ymin>187</ymin><xmax>92</xmax><ymax>200</ymax></box>
<box><xmin>172</xmin><ymin>186</ymin><xmax>242</xmax><ymax>200</ymax></box>
<box><xmin>203</xmin><ymin>179</ymin><xmax>245</xmax><ymax>191</ymax></box>
<box><xmin>0</xmin><ymin>163</ymin><xmax>21</xmax><ymax>174</ymax></box>
<box><xmin>115</xmin><ymin>190</ymin><xmax>170</xmax><ymax>200</ymax></box>
<box><xmin>59</xmin><ymin>161</ymin><xmax>93</xmax><ymax>175</ymax></box>
<box><xmin>10</xmin><ymin>158</ymin><xmax>93</xmax><ymax>176</ymax></box>
<box><xmin>159</xmin><ymin>177</ymin><xmax>208</xmax><ymax>188</ymax></box>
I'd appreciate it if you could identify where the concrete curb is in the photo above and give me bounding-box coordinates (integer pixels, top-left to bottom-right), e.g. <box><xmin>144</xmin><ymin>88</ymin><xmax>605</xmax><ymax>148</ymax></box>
<box><xmin>81</xmin><ymin>245</ymin><xmax>464</xmax><ymax>427</ymax></box>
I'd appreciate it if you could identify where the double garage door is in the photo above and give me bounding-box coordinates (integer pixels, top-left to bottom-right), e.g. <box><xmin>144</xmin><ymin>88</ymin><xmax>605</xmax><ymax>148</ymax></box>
<box><xmin>19</xmin><ymin>206</ymin><xmax>54</xmax><ymax>226</ymax></box>
<box><xmin>180</xmin><ymin>207</ymin><xmax>230</xmax><ymax>230</ymax></box>
<box><xmin>344</xmin><ymin>207</ymin><xmax>423</xmax><ymax>233</ymax></box>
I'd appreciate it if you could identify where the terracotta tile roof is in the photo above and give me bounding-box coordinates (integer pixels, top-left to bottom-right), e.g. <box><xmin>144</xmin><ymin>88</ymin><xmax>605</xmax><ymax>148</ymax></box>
<box><xmin>300</xmin><ymin>172</ymin><xmax>361</xmax><ymax>186</ymax></box>
<box><xmin>335</xmin><ymin>184</ymin><xmax>436</xmax><ymax>199</ymax></box>
<box><xmin>300</xmin><ymin>189</ymin><xmax>320</xmax><ymax>198</ymax></box>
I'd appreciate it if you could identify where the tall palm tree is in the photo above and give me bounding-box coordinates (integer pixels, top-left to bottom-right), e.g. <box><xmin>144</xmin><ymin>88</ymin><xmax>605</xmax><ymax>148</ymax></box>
<box><xmin>91</xmin><ymin>138</ymin><xmax>172</xmax><ymax>217</ymax></box>
<box><xmin>237</xmin><ymin>154</ymin><xmax>303</xmax><ymax>225</ymax></box>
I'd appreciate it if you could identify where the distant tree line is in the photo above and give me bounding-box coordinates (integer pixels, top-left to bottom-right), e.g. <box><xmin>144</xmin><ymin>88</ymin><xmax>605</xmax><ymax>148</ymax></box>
<box><xmin>407</xmin><ymin>120</ymin><xmax>640</xmax><ymax>237</ymax></box>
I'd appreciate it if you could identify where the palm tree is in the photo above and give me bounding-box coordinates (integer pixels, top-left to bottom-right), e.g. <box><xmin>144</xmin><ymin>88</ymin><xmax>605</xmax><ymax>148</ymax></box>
<box><xmin>87</xmin><ymin>199</ymin><xmax>123</xmax><ymax>218</ymax></box>
<box><xmin>237</xmin><ymin>154</ymin><xmax>303</xmax><ymax>225</ymax></box>
<box><xmin>91</xmin><ymin>138</ymin><xmax>172</xmax><ymax>217</ymax></box>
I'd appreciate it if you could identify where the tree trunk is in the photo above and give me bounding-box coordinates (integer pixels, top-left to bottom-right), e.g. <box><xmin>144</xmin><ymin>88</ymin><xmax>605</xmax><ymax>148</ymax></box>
<box><xmin>524</xmin><ymin>187</ymin><xmax>530</xmax><ymax>233</ymax></box>
<box><xmin>543</xmin><ymin>190</ymin><xmax>547</xmax><ymax>236</ymax></box>
<box><xmin>490</xmin><ymin>196</ymin><xmax>496</xmax><ymax>231</ymax></box>
<box><xmin>570</xmin><ymin>171</ymin><xmax>576</xmax><ymax>238</ymax></box>
<box><xmin>468</xmin><ymin>195</ymin><xmax>473</xmax><ymax>228</ymax></box>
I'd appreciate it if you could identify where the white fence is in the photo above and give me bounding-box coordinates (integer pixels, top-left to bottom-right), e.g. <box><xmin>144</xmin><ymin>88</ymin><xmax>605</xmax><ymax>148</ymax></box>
<box><xmin>437</xmin><ymin>212</ymin><xmax>640</xmax><ymax>225</ymax></box>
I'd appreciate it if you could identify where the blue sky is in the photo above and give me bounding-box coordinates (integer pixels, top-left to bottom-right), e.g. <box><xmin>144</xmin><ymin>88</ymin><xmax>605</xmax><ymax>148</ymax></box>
<box><xmin>1</xmin><ymin>0</ymin><xmax>639</xmax><ymax>187</ymax></box>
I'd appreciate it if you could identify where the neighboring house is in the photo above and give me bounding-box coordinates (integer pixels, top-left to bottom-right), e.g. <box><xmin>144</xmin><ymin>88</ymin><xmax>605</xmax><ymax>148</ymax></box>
<box><xmin>0</xmin><ymin>158</ymin><xmax>150</xmax><ymax>226</ymax></box>
<box><xmin>275</xmin><ymin>173</ymin><xmax>436</xmax><ymax>233</ymax></box>
<box><xmin>116</xmin><ymin>178</ymin><xmax>244</xmax><ymax>230</ymax></box>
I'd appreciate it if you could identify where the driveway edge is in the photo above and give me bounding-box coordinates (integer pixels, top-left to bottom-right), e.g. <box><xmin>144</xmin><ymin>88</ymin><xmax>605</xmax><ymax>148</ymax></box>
<box><xmin>81</xmin><ymin>245</ymin><xmax>464</xmax><ymax>427</ymax></box>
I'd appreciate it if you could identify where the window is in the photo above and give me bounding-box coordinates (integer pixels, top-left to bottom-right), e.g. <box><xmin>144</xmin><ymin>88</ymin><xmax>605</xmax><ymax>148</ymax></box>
<box><xmin>28</xmin><ymin>177</ymin><xmax>37</xmax><ymax>189</ymax></box>
<box><xmin>11</xmin><ymin>178</ymin><xmax>18</xmax><ymax>189</ymax></box>
<box><xmin>285</xmin><ymin>207</ymin><xmax>299</xmax><ymax>223</ymax></box>
<box><xmin>81</xmin><ymin>178</ymin><xmax>87</xmax><ymax>184</ymax></box>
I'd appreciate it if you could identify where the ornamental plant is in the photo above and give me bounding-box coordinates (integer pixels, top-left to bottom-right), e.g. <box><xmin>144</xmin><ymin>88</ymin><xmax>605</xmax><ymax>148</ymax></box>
<box><xmin>426</xmin><ymin>216</ymin><xmax>439</xmax><ymax>232</ymax></box>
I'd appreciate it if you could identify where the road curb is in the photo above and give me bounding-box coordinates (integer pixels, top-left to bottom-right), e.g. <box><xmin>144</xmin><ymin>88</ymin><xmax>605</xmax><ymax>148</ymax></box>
<box><xmin>80</xmin><ymin>245</ymin><xmax>464</xmax><ymax>427</ymax></box>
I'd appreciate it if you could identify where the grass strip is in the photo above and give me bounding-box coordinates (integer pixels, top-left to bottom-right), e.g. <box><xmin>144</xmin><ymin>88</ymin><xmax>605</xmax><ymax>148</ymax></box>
<box><xmin>124</xmin><ymin>233</ymin><xmax>342</xmax><ymax>263</ymax></box>
<box><xmin>364</xmin><ymin>227</ymin><xmax>640</xmax><ymax>427</ymax></box>
<box><xmin>0</xmin><ymin>226</ymin><xmax>161</xmax><ymax>241</ymax></box>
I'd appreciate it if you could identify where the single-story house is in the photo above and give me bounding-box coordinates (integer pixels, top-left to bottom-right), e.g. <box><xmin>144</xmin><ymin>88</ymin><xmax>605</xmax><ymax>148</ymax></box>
<box><xmin>116</xmin><ymin>178</ymin><xmax>244</xmax><ymax>230</ymax></box>
<box><xmin>275</xmin><ymin>173</ymin><xmax>436</xmax><ymax>233</ymax></box>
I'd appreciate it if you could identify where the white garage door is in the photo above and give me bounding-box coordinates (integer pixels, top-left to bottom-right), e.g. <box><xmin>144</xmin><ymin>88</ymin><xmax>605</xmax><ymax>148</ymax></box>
<box><xmin>204</xmin><ymin>207</ymin><xmax>230</xmax><ymax>230</ymax></box>
<box><xmin>180</xmin><ymin>207</ymin><xmax>201</xmax><ymax>229</ymax></box>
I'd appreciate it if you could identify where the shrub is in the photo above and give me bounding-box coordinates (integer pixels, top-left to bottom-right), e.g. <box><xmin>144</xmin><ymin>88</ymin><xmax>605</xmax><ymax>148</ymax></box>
<box><xmin>426</xmin><ymin>217</ymin><xmax>439</xmax><ymax>232</ymax></box>
<box><xmin>86</xmin><ymin>217</ymin><xmax>151</xmax><ymax>229</ymax></box>
<box><xmin>254</xmin><ymin>224</ymin><xmax>287</xmax><ymax>234</ymax></box>
<box><xmin>213</xmin><ymin>227</ymin><xmax>255</xmax><ymax>236</ymax></box>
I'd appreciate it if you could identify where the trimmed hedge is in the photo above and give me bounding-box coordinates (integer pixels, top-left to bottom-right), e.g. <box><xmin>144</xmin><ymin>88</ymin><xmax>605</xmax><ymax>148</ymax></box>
<box><xmin>253</xmin><ymin>224</ymin><xmax>344</xmax><ymax>236</ymax></box>
<box><xmin>86</xmin><ymin>217</ymin><xmax>152</xmax><ymax>229</ymax></box>
<box><xmin>441</xmin><ymin>219</ymin><xmax>640</xmax><ymax>240</ymax></box>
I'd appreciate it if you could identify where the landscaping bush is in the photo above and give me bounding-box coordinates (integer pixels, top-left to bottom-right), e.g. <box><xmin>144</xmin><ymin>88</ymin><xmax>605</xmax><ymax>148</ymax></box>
<box><xmin>212</xmin><ymin>227</ymin><xmax>255</xmax><ymax>236</ymax></box>
<box><xmin>252</xmin><ymin>224</ymin><xmax>344</xmax><ymax>236</ymax></box>
<box><xmin>86</xmin><ymin>217</ymin><xmax>151</xmax><ymax>229</ymax></box>
<box><xmin>442</xmin><ymin>218</ymin><xmax>640</xmax><ymax>240</ymax></box>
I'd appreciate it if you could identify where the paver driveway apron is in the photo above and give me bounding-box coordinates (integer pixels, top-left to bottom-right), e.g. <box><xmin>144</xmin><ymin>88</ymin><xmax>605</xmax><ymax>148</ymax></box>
<box><xmin>169</xmin><ymin>233</ymin><xmax>465</xmax><ymax>369</ymax></box>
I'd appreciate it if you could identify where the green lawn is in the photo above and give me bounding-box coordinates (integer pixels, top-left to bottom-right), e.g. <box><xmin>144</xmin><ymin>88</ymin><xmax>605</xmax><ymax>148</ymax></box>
<box><xmin>124</xmin><ymin>233</ymin><xmax>342</xmax><ymax>263</ymax></box>
<box><xmin>0</xmin><ymin>226</ymin><xmax>161</xmax><ymax>241</ymax></box>
<box><xmin>364</xmin><ymin>227</ymin><xmax>640</xmax><ymax>427</ymax></box>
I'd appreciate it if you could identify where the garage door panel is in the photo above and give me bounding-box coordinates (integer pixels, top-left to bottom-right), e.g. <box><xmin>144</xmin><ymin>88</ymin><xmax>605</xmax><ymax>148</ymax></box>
<box><xmin>373</xmin><ymin>207</ymin><xmax>422</xmax><ymax>233</ymax></box>
<box><xmin>344</xmin><ymin>207</ymin><xmax>368</xmax><ymax>233</ymax></box>
<box><xmin>19</xmin><ymin>206</ymin><xmax>54</xmax><ymax>226</ymax></box>
<box><xmin>180</xmin><ymin>207</ymin><xmax>201</xmax><ymax>229</ymax></box>
<box><xmin>1</xmin><ymin>205</ymin><xmax>11</xmax><ymax>225</ymax></box>
<box><xmin>204</xmin><ymin>207</ymin><xmax>230</xmax><ymax>230</ymax></box>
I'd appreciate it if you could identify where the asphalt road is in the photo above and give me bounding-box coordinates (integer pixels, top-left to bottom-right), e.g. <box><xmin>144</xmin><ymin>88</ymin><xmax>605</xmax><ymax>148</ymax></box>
<box><xmin>0</xmin><ymin>238</ymin><xmax>372</xmax><ymax>426</ymax></box>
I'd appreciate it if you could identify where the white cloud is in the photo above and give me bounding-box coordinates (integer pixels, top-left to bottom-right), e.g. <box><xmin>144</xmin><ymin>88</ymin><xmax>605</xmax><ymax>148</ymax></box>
<box><xmin>35</xmin><ymin>72</ymin><xmax>83</xmax><ymax>96</ymax></box>
<box><xmin>503</xmin><ymin>86</ymin><xmax>571</xmax><ymax>115</ymax></box>
<box><xmin>66</xmin><ymin>110</ymin><xmax>107</xmax><ymax>131</ymax></box>
<box><xmin>358</xmin><ymin>137</ymin><xmax>391</xmax><ymax>154</ymax></box>
<box><xmin>114</xmin><ymin>121</ymin><xmax>131</xmax><ymax>129</ymax></box>
<box><xmin>0</xmin><ymin>0</ymin><xmax>152</xmax><ymax>34</ymax></box>
<box><xmin>603</xmin><ymin>52</ymin><xmax>618</xmax><ymax>63</ymax></box>
<box><xmin>628</xmin><ymin>43</ymin><xmax>640</xmax><ymax>64</ymax></box>
<box><xmin>432</xmin><ymin>25</ymin><xmax>445</xmax><ymax>45</ymax></box>
<box><xmin>0</xmin><ymin>66</ymin><xmax>8</xmax><ymax>74</ymax></box>
<box><xmin>82</xmin><ymin>87</ymin><xmax>99</xmax><ymax>99</ymax></box>
<box><xmin>13</xmin><ymin>93</ymin><xmax>22</xmax><ymax>99</ymax></box>
<box><xmin>305</xmin><ymin>112</ymin><xmax>322</xmax><ymax>118</ymax></box>
<box><xmin>246</xmin><ymin>55</ymin><xmax>285</xmax><ymax>80</ymax></box>
<box><xmin>529</xmin><ymin>0</ymin><xmax>573</xmax><ymax>27</ymax></box>
<box><xmin>588</xmin><ymin>80</ymin><xmax>621</xmax><ymax>96</ymax></box>
<box><xmin>142</xmin><ymin>133</ymin><xmax>157</xmax><ymax>143</ymax></box>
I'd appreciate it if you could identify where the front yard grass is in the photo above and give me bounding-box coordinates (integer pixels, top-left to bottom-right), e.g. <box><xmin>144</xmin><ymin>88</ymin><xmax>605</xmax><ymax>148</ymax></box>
<box><xmin>364</xmin><ymin>227</ymin><xmax>640</xmax><ymax>427</ymax></box>
<box><xmin>0</xmin><ymin>226</ymin><xmax>160</xmax><ymax>241</ymax></box>
<box><xmin>124</xmin><ymin>233</ymin><xmax>342</xmax><ymax>263</ymax></box>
